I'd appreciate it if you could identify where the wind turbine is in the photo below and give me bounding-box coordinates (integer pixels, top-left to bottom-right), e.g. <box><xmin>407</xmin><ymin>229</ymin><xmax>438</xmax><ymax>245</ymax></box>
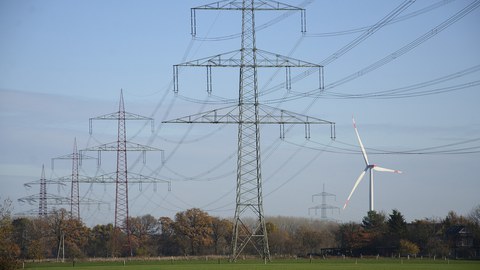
<box><xmin>343</xmin><ymin>117</ymin><xmax>402</xmax><ymax>212</ymax></box>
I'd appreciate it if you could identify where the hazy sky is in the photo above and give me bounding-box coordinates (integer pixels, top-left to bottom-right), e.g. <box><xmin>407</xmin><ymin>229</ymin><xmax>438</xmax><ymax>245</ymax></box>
<box><xmin>1</xmin><ymin>0</ymin><xmax>479</xmax><ymax>226</ymax></box>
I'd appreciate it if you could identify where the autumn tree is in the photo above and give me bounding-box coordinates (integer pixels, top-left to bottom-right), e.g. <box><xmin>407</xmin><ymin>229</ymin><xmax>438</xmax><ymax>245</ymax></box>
<box><xmin>399</xmin><ymin>239</ymin><xmax>419</xmax><ymax>256</ymax></box>
<box><xmin>267</xmin><ymin>227</ymin><xmax>292</xmax><ymax>255</ymax></box>
<box><xmin>408</xmin><ymin>218</ymin><xmax>440</xmax><ymax>255</ymax></box>
<box><xmin>87</xmin><ymin>224</ymin><xmax>114</xmax><ymax>257</ymax></box>
<box><xmin>174</xmin><ymin>208</ymin><xmax>214</xmax><ymax>255</ymax></box>
<box><xmin>337</xmin><ymin>222</ymin><xmax>367</xmax><ymax>255</ymax></box>
<box><xmin>25</xmin><ymin>217</ymin><xmax>50</xmax><ymax>260</ymax></box>
<box><xmin>64</xmin><ymin>218</ymin><xmax>89</xmax><ymax>258</ymax></box>
<box><xmin>295</xmin><ymin>225</ymin><xmax>324</xmax><ymax>255</ymax></box>
<box><xmin>0</xmin><ymin>198</ymin><xmax>20</xmax><ymax>270</ymax></box>
<box><xmin>469</xmin><ymin>205</ymin><xmax>480</xmax><ymax>225</ymax></box>
<box><xmin>11</xmin><ymin>217</ymin><xmax>31</xmax><ymax>259</ymax></box>
<box><xmin>159</xmin><ymin>216</ymin><xmax>182</xmax><ymax>255</ymax></box>
<box><xmin>468</xmin><ymin>205</ymin><xmax>480</xmax><ymax>255</ymax></box>
<box><xmin>211</xmin><ymin>217</ymin><xmax>232</xmax><ymax>255</ymax></box>
<box><xmin>129</xmin><ymin>214</ymin><xmax>160</xmax><ymax>256</ymax></box>
<box><xmin>361</xmin><ymin>211</ymin><xmax>387</xmax><ymax>253</ymax></box>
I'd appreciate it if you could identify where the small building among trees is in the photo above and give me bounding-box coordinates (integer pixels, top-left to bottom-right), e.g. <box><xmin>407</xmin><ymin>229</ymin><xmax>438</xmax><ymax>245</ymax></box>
<box><xmin>445</xmin><ymin>225</ymin><xmax>475</xmax><ymax>259</ymax></box>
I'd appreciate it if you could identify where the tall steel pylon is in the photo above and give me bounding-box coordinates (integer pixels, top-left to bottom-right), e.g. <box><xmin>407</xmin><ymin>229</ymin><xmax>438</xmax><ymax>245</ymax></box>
<box><xmin>18</xmin><ymin>165</ymin><xmax>70</xmax><ymax>217</ymax></box>
<box><xmin>309</xmin><ymin>183</ymin><xmax>339</xmax><ymax>220</ymax></box>
<box><xmin>86</xmin><ymin>90</ymin><xmax>167</xmax><ymax>257</ymax></box>
<box><xmin>165</xmin><ymin>0</ymin><xmax>335</xmax><ymax>261</ymax></box>
<box><xmin>51</xmin><ymin>138</ymin><xmax>94</xmax><ymax>220</ymax></box>
<box><xmin>115</xmin><ymin>90</ymin><xmax>128</xmax><ymax>242</ymax></box>
<box><xmin>39</xmin><ymin>165</ymin><xmax>47</xmax><ymax>217</ymax></box>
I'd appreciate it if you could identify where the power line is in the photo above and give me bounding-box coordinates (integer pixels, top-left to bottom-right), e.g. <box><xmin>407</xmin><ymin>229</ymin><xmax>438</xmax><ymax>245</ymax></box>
<box><xmin>284</xmin><ymin>137</ymin><xmax>480</xmax><ymax>155</ymax></box>
<box><xmin>306</xmin><ymin>0</ymin><xmax>456</xmax><ymax>37</ymax></box>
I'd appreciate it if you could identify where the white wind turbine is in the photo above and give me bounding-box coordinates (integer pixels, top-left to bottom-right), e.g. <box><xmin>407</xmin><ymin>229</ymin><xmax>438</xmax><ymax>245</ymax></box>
<box><xmin>343</xmin><ymin>117</ymin><xmax>402</xmax><ymax>212</ymax></box>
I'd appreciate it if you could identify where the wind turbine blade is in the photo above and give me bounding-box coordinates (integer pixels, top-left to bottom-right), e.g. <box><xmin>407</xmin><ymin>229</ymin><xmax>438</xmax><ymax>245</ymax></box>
<box><xmin>373</xmin><ymin>166</ymin><xmax>402</xmax><ymax>173</ymax></box>
<box><xmin>353</xmin><ymin>117</ymin><xmax>370</xmax><ymax>166</ymax></box>
<box><xmin>343</xmin><ymin>167</ymin><xmax>368</xmax><ymax>210</ymax></box>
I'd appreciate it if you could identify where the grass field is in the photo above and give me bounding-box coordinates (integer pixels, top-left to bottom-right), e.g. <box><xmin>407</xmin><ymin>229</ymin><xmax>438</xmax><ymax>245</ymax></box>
<box><xmin>22</xmin><ymin>258</ymin><xmax>480</xmax><ymax>270</ymax></box>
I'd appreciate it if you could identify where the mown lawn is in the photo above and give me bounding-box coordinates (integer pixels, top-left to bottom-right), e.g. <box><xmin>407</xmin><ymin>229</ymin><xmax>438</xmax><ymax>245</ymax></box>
<box><xmin>23</xmin><ymin>258</ymin><xmax>480</xmax><ymax>270</ymax></box>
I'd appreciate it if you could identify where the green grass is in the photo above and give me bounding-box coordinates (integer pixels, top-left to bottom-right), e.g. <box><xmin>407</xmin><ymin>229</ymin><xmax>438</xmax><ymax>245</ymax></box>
<box><xmin>22</xmin><ymin>258</ymin><xmax>480</xmax><ymax>270</ymax></box>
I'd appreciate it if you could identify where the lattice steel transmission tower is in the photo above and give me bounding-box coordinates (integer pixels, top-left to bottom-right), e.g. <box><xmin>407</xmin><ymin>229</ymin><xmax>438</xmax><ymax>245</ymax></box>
<box><xmin>18</xmin><ymin>163</ymin><xmax>104</xmax><ymax>218</ymax></box>
<box><xmin>165</xmin><ymin>0</ymin><xmax>335</xmax><ymax>261</ymax></box>
<box><xmin>18</xmin><ymin>165</ymin><xmax>68</xmax><ymax>217</ymax></box>
<box><xmin>51</xmin><ymin>138</ymin><xmax>95</xmax><ymax>220</ymax></box>
<box><xmin>85</xmin><ymin>90</ymin><xmax>168</xmax><ymax>256</ymax></box>
<box><xmin>39</xmin><ymin>165</ymin><xmax>47</xmax><ymax>217</ymax></box>
<box><xmin>308</xmin><ymin>183</ymin><xmax>339</xmax><ymax>220</ymax></box>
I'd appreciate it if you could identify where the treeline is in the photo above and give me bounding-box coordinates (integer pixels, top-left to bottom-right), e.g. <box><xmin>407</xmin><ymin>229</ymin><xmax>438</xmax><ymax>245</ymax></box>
<box><xmin>1</xmin><ymin>199</ymin><xmax>479</xmax><ymax>269</ymax></box>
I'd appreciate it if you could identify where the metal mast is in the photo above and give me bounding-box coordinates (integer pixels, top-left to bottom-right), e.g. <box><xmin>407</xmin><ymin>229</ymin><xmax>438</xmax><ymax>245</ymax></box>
<box><xmin>309</xmin><ymin>183</ymin><xmax>339</xmax><ymax>220</ymax></box>
<box><xmin>86</xmin><ymin>90</ymin><xmax>166</xmax><ymax>257</ymax></box>
<box><xmin>18</xmin><ymin>165</ymin><xmax>75</xmax><ymax>217</ymax></box>
<box><xmin>165</xmin><ymin>0</ymin><xmax>335</xmax><ymax>261</ymax></box>
<box><xmin>51</xmin><ymin>138</ymin><xmax>89</xmax><ymax>220</ymax></box>
<box><xmin>236</xmin><ymin>0</ymin><xmax>266</xmax><ymax>260</ymax></box>
<box><xmin>115</xmin><ymin>90</ymin><xmax>129</xmax><ymax>246</ymax></box>
<box><xmin>39</xmin><ymin>165</ymin><xmax>47</xmax><ymax>217</ymax></box>
<box><xmin>71</xmin><ymin>139</ymin><xmax>80</xmax><ymax>219</ymax></box>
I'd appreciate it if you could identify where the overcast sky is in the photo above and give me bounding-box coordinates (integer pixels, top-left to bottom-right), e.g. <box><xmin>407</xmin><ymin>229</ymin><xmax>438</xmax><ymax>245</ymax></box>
<box><xmin>1</xmin><ymin>0</ymin><xmax>479</xmax><ymax>226</ymax></box>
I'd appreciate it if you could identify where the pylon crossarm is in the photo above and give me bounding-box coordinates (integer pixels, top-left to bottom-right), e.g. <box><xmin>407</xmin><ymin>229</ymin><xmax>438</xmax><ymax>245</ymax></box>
<box><xmin>176</xmin><ymin>49</ymin><xmax>319</xmax><ymax>68</ymax></box>
<box><xmin>174</xmin><ymin>49</ymin><xmax>323</xmax><ymax>93</ymax></box>
<box><xmin>82</xmin><ymin>141</ymin><xmax>161</xmax><ymax>152</ymax></box>
<box><xmin>258</xmin><ymin>105</ymin><xmax>334</xmax><ymax>124</ymax></box>
<box><xmin>193</xmin><ymin>0</ymin><xmax>304</xmax><ymax>10</ymax></box>
<box><xmin>89</xmin><ymin>112</ymin><xmax>154</xmax><ymax>134</ymax></box>
<box><xmin>90</xmin><ymin>111</ymin><xmax>153</xmax><ymax>121</ymax></box>
<box><xmin>18</xmin><ymin>195</ymin><xmax>106</xmax><ymax>206</ymax></box>
<box><xmin>163</xmin><ymin>105</ymin><xmax>239</xmax><ymax>123</ymax></box>
<box><xmin>91</xmin><ymin>172</ymin><xmax>171</xmax><ymax>190</ymax></box>
<box><xmin>18</xmin><ymin>194</ymin><xmax>70</xmax><ymax>205</ymax></box>
<box><xmin>24</xmin><ymin>179</ymin><xmax>66</xmax><ymax>188</ymax></box>
<box><xmin>312</xmin><ymin>192</ymin><xmax>336</xmax><ymax>201</ymax></box>
<box><xmin>191</xmin><ymin>1</ymin><xmax>306</xmax><ymax>37</ymax></box>
<box><xmin>163</xmin><ymin>104</ymin><xmax>334</xmax><ymax>124</ymax></box>
<box><xmin>51</xmin><ymin>153</ymin><xmax>96</xmax><ymax>170</ymax></box>
<box><xmin>309</xmin><ymin>204</ymin><xmax>340</xmax><ymax>210</ymax></box>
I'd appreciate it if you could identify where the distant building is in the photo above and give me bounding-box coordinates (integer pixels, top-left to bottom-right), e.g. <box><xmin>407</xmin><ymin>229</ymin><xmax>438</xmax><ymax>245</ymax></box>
<box><xmin>445</xmin><ymin>225</ymin><xmax>475</xmax><ymax>258</ymax></box>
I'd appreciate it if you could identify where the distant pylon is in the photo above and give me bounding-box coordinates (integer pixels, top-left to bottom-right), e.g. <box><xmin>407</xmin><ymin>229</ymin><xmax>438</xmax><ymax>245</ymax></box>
<box><xmin>115</xmin><ymin>90</ymin><xmax>129</xmax><ymax>253</ymax></box>
<box><xmin>51</xmin><ymin>139</ymin><xmax>82</xmax><ymax>220</ymax></box>
<box><xmin>39</xmin><ymin>165</ymin><xmax>47</xmax><ymax>217</ymax></box>
<box><xmin>86</xmin><ymin>90</ymin><xmax>165</xmax><ymax>257</ymax></box>
<box><xmin>309</xmin><ymin>183</ymin><xmax>339</xmax><ymax>220</ymax></box>
<box><xmin>71</xmin><ymin>140</ymin><xmax>80</xmax><ymax>220</ymax></box>
<box><xmin>18</xmin><ymin>164</ymin><xmax>67</xmax><ymax>217</ymax></box>
<box><xmin>50</xmin><ymin>138</ymin><xmax>100</xmax><ymax>220</ymax></box>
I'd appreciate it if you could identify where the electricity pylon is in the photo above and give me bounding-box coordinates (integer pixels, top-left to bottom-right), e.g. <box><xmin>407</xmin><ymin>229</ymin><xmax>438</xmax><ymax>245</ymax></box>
<box><xmin>164</xmin><ymin>0</ymin><xmax>335</xmax><ymax>261</ymax></box>
<box><xmin>17</xmin><ymin>165</ymin><xmax>62</xmax><ymax>217</ymax></box>
<box><xmin>309</xmin><ymin>183</ymin><xmax>339</xmax><ymax>220</ymax></box>
<box><xmin>51</xmin><ymin>138</ymin><xmax>96</xmax><ymax>220</ymax></box>
<box><xmin>18</xmin><ymin>165</ymin><xmax>102</xmax><ymax>217</ymax></box>
<box><xmin>85</xmin><ymin>90</ymin><xmax>168</xmax><ymax>257</ymax></box>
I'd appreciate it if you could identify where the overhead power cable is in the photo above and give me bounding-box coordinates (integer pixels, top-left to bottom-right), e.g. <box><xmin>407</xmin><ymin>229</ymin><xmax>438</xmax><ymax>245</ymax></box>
<box><xmin>320</xmin><ymin>64</ymin><xmax>480</xmax><ymax>99</ymax></box>
<box><xmin>306</xmin><ymin>0</ymin><xmax>456</xmax><ymax>37</ymax></box>
<box><xmin>256</xmin><ymin>0</ymin><xmax>480</xmax><ymax>102</ymax></box>
<box><xmin>318</xmin><ymin>0</ymin><xmax>415</xmax><ymax>67</ymax></box>
<box><xmin>324</xmin><ymin>0</ymin><xmax>480</xmax><ymax>90</ymax></box>
<box><xmin>285</xmin><ymin>137</ymin><xmax>480</xmax><ymax>155</ymax></box>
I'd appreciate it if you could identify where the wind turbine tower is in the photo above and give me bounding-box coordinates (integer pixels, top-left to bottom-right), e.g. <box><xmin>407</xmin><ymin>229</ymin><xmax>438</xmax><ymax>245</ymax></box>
<box><xmin>344</xmin><ymin>118</ymin><xmax>402</xmax><ymax>212</ymax></box>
